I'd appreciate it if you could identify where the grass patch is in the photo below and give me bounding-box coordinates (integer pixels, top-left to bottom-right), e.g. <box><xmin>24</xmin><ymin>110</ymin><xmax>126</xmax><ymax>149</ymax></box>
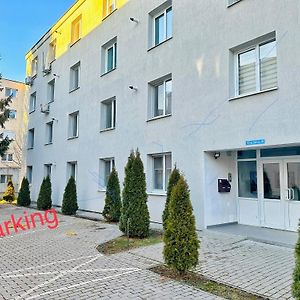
<box><xmin>97</xmin><ymin>230</ymin><xmax>163</xmax><ymax>255</ymax></box>
<box><xmin>151</xmin><ymin>265</ymin><xmax>267</xmax><ymax>300</ymax></box>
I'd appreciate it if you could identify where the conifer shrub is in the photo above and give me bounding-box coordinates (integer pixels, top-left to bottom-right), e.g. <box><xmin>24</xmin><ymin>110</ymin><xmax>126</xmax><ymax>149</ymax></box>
<box><xmin>62</xmin><ymin>176</ymin><xmax>78</xmax><ymax>215</ymax></box>
<box><xmin>17</xmin><ymin>177</ymin><xmax>31</xmax><ymax>207</ymax></box>
<box><xmin>163</xmin><ymin>176</ymin><xmax>200</xmax><ymax>274</ymax></box>
<box><xmin>103</xmin><ymin>167</ymin><xmax>121</xmax><ymax>222</ymax></box>
<box><xmin>37</xmin><ymin>176</ymin><xmax>52</xmax><ymax>210</ymax></box>
<box><xmin>120</xmin><ymin>150</ymin><xmax>150</xmax><ymax>238</ymax></box>
<box><xmin>3</xmin><ymin>180</ymin><xmax>15</xmax><ymax>203</ymax></box>
<box><xmin>293</xmin><ymin>222</ymin><xmax>300</xmax><ymax>300</ymax></box>
<box><xmin>119</xmin><ymin>151</ymin><xmax>135</xmax><ymax>233</ymax></box>
<box><xmin>162</xmin><ymin>166</ymin><xmax>181</xmax><ymax>231</ymax></box>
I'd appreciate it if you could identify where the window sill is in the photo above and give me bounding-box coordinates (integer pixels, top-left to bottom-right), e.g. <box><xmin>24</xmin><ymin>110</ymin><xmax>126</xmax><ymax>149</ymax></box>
<box><xmin>70</xmin><ymin>38</ymin><xmax>81</xmax><ymax>48</ymax></box>
<box><xmin>227</xmin><ymin>0</ymin><xmax>242</xmax><ymax>7</ymax></box>
<box><xmin>29</xmin><ymin>110</ymin><xmax>36</xmax><ymax>114</ymax></box>
<box><xmin>48</xmin><ymin>100</ymin><xmax>54</xmax><ymax>104</ymax></box>
<box><xmin>27</xmin><ymin>147</ymin><xmax>34</xmax><ymax>150</ymax></box>
<box><xmin>100</xmin><ymin>127</ymin><xmax>115</xmax><ymax>133</ymax></box>
<box><xmin>148</xmin><ymin>191</ymin><xmax>167</xmax><ymax>196</ymax></box>
<box><xmin>31</xmin><ymin>74</ymin><xmax>37</xmax><ymax>80</ymax></box>
<box><xmin>67</xmin><ymin>136</ymin><xmax>79</xmax><ymax>141</ymax></box>
<box><xmin>101</xmin><ymin>68</ymin><xmax>116</xmax><ymax>77</ymax></box>
<box><xmin>148</xmin><ymin>37</ymin><xmax>173</xmax><ymax>52</ymax></box>
<box><xmin>102</xmin><ymin>8</ymin><xmax>118</xmax><ymax>21</ymax></box>
<box><xmin>69</xmin><ymin>86</ymin><xmax>80</xmax><ymax>94</ymax></box>
<box><xmin>45</xmin><ymin>142</ymin><xmax>53</xmax><ymax>146</ymax></box>
<box><xmin>98</xmin><ymin>189</ymin><xmax>107</xmax><ymax>193</ymax></box>
<box><xmin>147</xmin><ymin>114</ymin><xmax>172</xmax><ymax>122</ymax></box>
<box><xmin>229</xmin><ymin>87</ymin><xmax>278</xmax><ymax>101</ymax></box>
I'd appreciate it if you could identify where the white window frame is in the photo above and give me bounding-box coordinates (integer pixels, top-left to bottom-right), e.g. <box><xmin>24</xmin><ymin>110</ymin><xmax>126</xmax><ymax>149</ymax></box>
<box><xmin>46</xmin><ymin>121</ymin><xmax>53</xmax><ymax>145</ymax></box>
<box><xmin>70</xmin><ymin>62</ymin><xmax>80</xmax><ymax>92</ymax></box>
<box><xmin>71</xmin><ymin>16</ymin><xmax>82</xmax><ymax>45</ymax></box>
<box><xmin>149</xmin><ymin>76</ymin><xmax>172</xmax><ymax>119</ymax></box>
<box><xmin>29</xmin><ymin>92</ymin><xmax>37</xmax><ymax>113</ymax></box>
<box><xmin>44</xmin><ymin>164</ymin><xmax>52</xmax><ymax>178</ymax></box>
<box><xmin>100</xmin><ymin>97</ymin><xmax>116</xmax><ymax>131</ymax></box>
<box><xmin>27</xmin><ymin>166</ymin><xmax>33</xmax><ymax>184</ymax></box>
<box><xmin>151</xmin><ymin>153</ymin><xmax>172</xmax><ymax>192</ymax></box>
<box><xmin>5</xmin><ymin>88</ymin><xmax>17</xmax><ymax>98</ymax></box>
<box><xmin>103</xmin><ymin>0</ymin><xmax>116</xmax><ymax>18</ymax></box>
<box><xmin>48</xmin><ymin>79</ymin><xmax>55</xmax><ymax>103</ymax></box>
<box><xmin>99</xmin><ymin>158</ymin><xmax>115</xmax><ymax>190</ymax></box>
<box><xmin>28</xmin><ymin>129</ymin><xmax>34</xmax><ymax>149</ymax></box>
<box><xmin>31</xmin><ymin>57</ymin><xmax>38</xmax><ymax>77</ymax></box>
<box><xmin>68</xmin><ymin>112</ymin><xmax>79</xmax><ymax>139</ymax></box>
<box><xmin>0</xmin><ymin>175</ymin><xmax>13</xmax><ymax>184</ymax></box>
<box><xmin>104</xmin><ymin>42</ymin><xmax>117</xmax><ymax>74</ymax></box>
<box><xmin>152</xmin><ymin>5</ymin><xmax>172</xmax><ymax>47</ymax></box>
<box><xmin>234</xmin><ymin>38</ymin><xmax>277</xmax><ymax>97</ymax></box>
<box><xmin>49</xmin><ymin>39</ymin><xmax>56</xmax><ymax>63</ymax></box>
<box><xmin>1</xmin><ymin>153</ymin><xmax>13</xmax><ymax>162</ymax></box>
<box><xmin>67</xmin><ymin>161</ymin><xmax>77</xmax><ymax>181</ymax></box>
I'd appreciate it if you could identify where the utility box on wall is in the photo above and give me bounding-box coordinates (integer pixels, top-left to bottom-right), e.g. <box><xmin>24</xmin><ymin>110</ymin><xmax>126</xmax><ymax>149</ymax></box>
<box><xmin>218</xmin><ymin>179</ymin><xmax>231</xmax><ymax>193</ymax></box>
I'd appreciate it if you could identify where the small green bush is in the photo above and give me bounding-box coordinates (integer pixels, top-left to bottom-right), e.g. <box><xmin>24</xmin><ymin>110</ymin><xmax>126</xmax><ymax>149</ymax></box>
<box><xmin>17</xmin><ymin>177</ymin><xmax>31</xmax><ymax>207</ymax></box>
<box><xmin>103</xmin><ymin>167</ymin><xmax>121</xmax><ymax>222</ymax></box>
<box><xmin>293</xmin><ymin>222</ymin><xmax>300</xmax><ymax>299</ymax></box>
<box><xmin>62</xmin><ymin>176</ymin><xmax>78</xmax><ymax>215</ymax></box>
<box><xmin>162</xmin><ymin>166</ymin><xmax>181</xmax><ymax>231</ymax></box>
<box><xmin>163</xmin><ymin>176</ymin><xmax>200</xmax><ymax>274</ymax></box>
<box><xmin>37</xmin><ymin>176</ymin><xmax>52</xmax><ymax>210</ymax></box>
<box><xmin>3</xmin><ymin>180</ymin><xmax>15</xmax><ymax>203</ymax></box>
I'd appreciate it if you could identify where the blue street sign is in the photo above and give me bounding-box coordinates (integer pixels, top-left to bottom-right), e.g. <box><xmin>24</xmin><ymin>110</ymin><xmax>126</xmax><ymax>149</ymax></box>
<box><xmin>246</xmin><ymin>139</ymin><xmax>266</xmax><ymax>146</ymax></box>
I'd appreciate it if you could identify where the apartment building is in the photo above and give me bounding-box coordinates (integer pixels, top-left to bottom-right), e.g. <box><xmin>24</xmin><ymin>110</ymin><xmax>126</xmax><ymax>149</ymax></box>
<box><xmin>0</xmin><ymin>78</ymin><xmax>27</xmax><ymax>196</ymax></box>
<box><xmin>25</xmin><ymin>0</ymin><xmax>300</xmax><ymax>231</ymax></box>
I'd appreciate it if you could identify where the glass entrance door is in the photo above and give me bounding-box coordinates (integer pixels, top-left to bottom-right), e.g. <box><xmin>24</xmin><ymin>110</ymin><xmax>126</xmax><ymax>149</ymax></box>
<box><xmin>261</xmin><ymin>161</ymin><xmax>285</xmax><ymax>229</ymax></box>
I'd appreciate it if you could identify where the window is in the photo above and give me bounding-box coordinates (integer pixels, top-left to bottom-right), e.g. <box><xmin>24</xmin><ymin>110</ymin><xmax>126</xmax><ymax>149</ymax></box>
<box><xmin>100</xmin><ymin>158</ymin><xmax>115</xmax><ymax>189</ymax></box>
<box><xmin>27</xmin><ymin>166</ymin><xmax>33</xmax><ymax>184</ymax></box>
<box><xmin>68</xmin><ymin>112</ymin><xmax>79</xmax><ymax>139</ymax></box>
<box><xmin>70</xmin><ymin>62</ymin><xmax>80</xmax><ymax>91</ymax></box>
<box><xmin>67</xmin><ymin>162</ymin><xmax>77</xmax><ymax>181</ymax></box>
<box><xmin>31</xmin><ymin>57</ymin><xmax>38</xmax><ymax>77</ymax></box>
<box><xmin>8</xmin><ymin>110</ymin><xmax>17</xmax><ymax>119</ymax></box>
<box><xmin>5</xmin><ymin>88</ymin><xmax>17</xmax><ymax>98</ymax></box>
<box><xmin>0</xmin><ymin>175</ymin><xmax>13</xmax><ymax>184</ymax></box>
<box><xmin>149</xmin><ymin>77</ymin><xmax>172</xmax><ymax>119</ymax></box>
<box><xmin>48</xmin><ymin>79</ymin><xmax>55</xmax><ymax>103</ymax></box>
<box><xmin>152</xmin><ymin>5</ymin><xmax>172</xmax><ymax>47</ymax></box>
<box><xmin>28</xmin><ymin>129</ymin><xmax>34</xmax><ymax>149</ymax></box>
<box><xmin>238</xmin><ymin>160</ymin><xmax>257</xmax><ymax>198</ymax></box>
<box><xmin>101</xmin><ymin>97</ymin><xmax>116</xmax><ymax>130</ymax></box>
<box><xmin>151</xmin><ymin>153</ymin><xmax>172</xmax><ymax>191</ymax></box>
<box><xmin>103</xmin><ymin>0</ymin><xmax>116</xmax><ymax>18</ymax></box>
<box><xmin>236</xmin><ymin>38</ymin><xmax>277</xmax><ymax>96</ymax></box>
<box><xmin>49</xmin><ymin>39</ymin><xmax>56</xmax><ymax>63</ymax></box>
<box><xmin>44</xmin><ymin>164</ymin><xmax>52</xmax><ymax>178</ymax></box>
<box><xmin>3</xmin><ymin>131</ymin><xmax>16</xmax><ymax>140</ymax></box>
<box><xmin>102</xmin><ymin>38</ymin><xmax>117</xmax><ymax>74</ymax></box>
<box><xmin>29</xmin><ymin>92</ymin><xmax>37</xmax><ymax>113</ymax></box>
<box><xmin>46</xmin><ymin>121</ymin><xmax>53</xmax><ymax>144</ymax></box>
<box><xmin>1</xmin><ymin>154</ymin><xmax>13</xmax><ymax>162</ymax></box>
<box><xmin>71</xmin><ymin>16</ymin><xmax>82</xmax><ymax>45</ymax></box>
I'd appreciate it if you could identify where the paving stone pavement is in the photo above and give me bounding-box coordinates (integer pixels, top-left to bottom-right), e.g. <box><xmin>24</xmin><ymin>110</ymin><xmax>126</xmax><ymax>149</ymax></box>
<box><xmin>132</xmin><ymin>231</ymin><xmax>296</xmax><ymax>300</ymax></box>
<box><xmin>0</xmin><ymin>205</ymin><xmax>222</xmax><ymax>300</ymax></box>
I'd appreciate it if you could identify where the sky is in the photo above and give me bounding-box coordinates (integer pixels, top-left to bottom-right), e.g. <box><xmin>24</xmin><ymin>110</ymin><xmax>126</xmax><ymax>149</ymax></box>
<box><xmin>0</xmin><ymin>0</ymin><xmax>75</xmax><ymax>82</ymax></box>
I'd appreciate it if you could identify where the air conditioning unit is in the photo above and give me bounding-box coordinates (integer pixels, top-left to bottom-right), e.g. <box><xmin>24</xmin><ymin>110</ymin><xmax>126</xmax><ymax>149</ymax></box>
<box><xmin>25</xmin><ymin>76</ymin><xmax>33</xmax><ymax>86</ymax></box>
<box><xmin>40</xmin><ymin>103</ymin><xmax>50</xmax><ymax>114</ymax></box>
<box><xmin>43</xmin><ymin>65</ymin><xmax>52</xmax><ymax>75</ymax></box>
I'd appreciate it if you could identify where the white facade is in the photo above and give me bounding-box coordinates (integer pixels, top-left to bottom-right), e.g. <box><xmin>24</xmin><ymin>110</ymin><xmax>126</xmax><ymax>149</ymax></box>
<box><xmin>0</xmin><ymin>78</ymin><xmax>27</xmax><ymax>195</ymax></box>
<box><xmin>26</xmin><ymin>0</ymin><xmax>300</xmax><ymax>231</ymax></box>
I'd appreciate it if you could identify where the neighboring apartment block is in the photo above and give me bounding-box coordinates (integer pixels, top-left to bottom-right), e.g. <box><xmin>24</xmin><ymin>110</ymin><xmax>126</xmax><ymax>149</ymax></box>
<box><xmin>25</xmin><ymin>0</ymin><xmax>300</xmax><ymax>231</ymax></box>
<box><xmin>0</xmin><ymin>78</ymin><xmax>26</xmax><ymax>195</ymax></box>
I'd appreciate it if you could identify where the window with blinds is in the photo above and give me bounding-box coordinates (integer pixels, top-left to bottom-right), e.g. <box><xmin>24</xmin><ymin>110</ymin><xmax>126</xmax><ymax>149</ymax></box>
<box><xmin>237</xmin><ymin>39</ymin><xmax>277</xmax><ymax>96</ymax></box>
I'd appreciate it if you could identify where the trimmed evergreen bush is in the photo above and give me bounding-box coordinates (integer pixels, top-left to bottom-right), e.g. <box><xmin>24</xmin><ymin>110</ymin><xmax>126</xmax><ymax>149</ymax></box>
<box><xmin>119</xmin><ymin>151</ymin><xmax>135</xmax><ymax>233</ymax></box>
<box><xmin>103</xmin><ymin>167</ymin><xmax>121</xmax><ymax>222</ymax></box>
<box><xmin>162</xmin><ymin>166</ymin><xmax>181</xmax><ymax>230</ymax></box>
<box><xmin>37</xmin><ymin>176</ymin><xmax>52</xmax><ymax>210</ymax></box>
<box><xmin>293</xmin><ymin>222</ymin><xmax>300</xmax><ymax>299</ymax></box>
<box><xmin>163</xmin><ymin>176</ymin><xmax>200</xmax><ymax>274</ymax></box>
<box><xmin>62</xmin><ymin>176</ymin><xmax>78</xmax><ymax>215</ymax></box>
<box><xmin>17</xmin><ymin>177</ymin><xmax>31</xmax><ymax>207</ymax></box>
<box><xmin>3</xmin><ymin>180</ymin><xmax>15</xmax><ymax>203</ymax></box>
<box><xmin>120</xmin><ymin>150</ymin><xmax>150</xmax><ymax>238</ymax></box>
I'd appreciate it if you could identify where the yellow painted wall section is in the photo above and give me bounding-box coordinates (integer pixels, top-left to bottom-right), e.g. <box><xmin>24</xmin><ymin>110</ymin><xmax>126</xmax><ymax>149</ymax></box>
<box><xmin>26</xmin><ymin>0</ymin><xmax>128</xmax><ymax>76</ymax></box>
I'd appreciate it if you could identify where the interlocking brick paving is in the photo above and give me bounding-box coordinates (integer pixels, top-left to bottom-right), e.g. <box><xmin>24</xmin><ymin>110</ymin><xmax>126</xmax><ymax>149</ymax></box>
<box><xmin>0</xmin><ymin>205</ymin><xmax>222</xmax><ymax>300</ymax></box>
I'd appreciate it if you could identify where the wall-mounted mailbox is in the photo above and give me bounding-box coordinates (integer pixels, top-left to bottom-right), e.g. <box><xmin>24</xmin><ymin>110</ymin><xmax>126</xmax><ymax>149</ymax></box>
<box><xmin>218</xmin><ymin>179</ymin><xmax>231</xmax><ymax>193</ymax></box>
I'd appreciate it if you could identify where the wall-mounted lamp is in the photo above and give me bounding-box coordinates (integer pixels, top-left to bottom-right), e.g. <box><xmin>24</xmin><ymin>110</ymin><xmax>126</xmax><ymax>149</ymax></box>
<box><xmin>129</xmin><ymin>85</ymin><xmax>138</xmax><ymax>91</ymax></box>
<box><xmin>52</xmin><ymin>118</ymin><xmax>58</xmax><ymax>122</ymax></box>
<box><xmin>129</xmin><ymin>17</ymin><xmax>139</xmax><ymax>23</ymax></box>
<box><xmin>214</xmin><ymin>152</ymin><xmax>221</xmax><ymax>159</ymax></box>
